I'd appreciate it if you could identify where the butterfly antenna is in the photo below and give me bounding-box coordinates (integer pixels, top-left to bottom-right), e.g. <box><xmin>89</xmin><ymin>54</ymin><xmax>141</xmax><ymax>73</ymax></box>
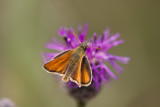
<box><xmin>72</xmin><ymin>32</ymin><xmax>81</xmax><ymax>44</ymax></box>
<box><xmin>92</xmin><ymin>47</ymin><xmax>100</xmax><ymax>49</ymax></box>
<box><xmin>87</xmin><ymin>41</ymin><xmax>100</xmax><ymax>49</ymax></box>
<box><xmin>88</xmin><ymin>47</ymin><xmax>100</xmax><ymax>50</ymax></box>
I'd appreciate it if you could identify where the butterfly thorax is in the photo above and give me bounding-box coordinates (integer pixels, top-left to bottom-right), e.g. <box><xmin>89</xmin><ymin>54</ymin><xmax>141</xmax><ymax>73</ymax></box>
<box><xmin>79</xmin><ymin>41</ymin><xmax>88</xmax><ymax>51</ymax></box>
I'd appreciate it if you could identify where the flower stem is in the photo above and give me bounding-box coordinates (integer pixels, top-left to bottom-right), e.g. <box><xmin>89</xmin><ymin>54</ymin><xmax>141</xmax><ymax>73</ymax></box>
<box><xmin>77</xmin><ymin>101</ymin><xmax>86</xmax><ymax>107</ymax></box>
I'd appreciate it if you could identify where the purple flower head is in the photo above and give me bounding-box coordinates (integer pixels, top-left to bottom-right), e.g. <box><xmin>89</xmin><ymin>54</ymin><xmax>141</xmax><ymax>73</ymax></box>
<box><xmin>42</xmin><ymin>23</ymin><xmax>130</xmax><ymax>103</ymax></box>
<box><xmin>0</xmin><ymin>98</ymin><xmax>16</xmax><ymax>107</ymax></box>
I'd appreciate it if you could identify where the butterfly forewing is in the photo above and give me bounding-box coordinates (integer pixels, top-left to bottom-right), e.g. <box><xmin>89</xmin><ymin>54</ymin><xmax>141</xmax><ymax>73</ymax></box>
<box><xmin>43</xmin><ymin>50</ymin><xmax>73</xmax><ymax>74</ymax></box>
<box><xmin>54</xmin><ymin>50</ymin><xmax>70</xmax><ymax>59</ymax></box>
<box><xmin>81</xmin><ymin>56</ymin><xmax>92</xmax><ymax>86</ymax></box>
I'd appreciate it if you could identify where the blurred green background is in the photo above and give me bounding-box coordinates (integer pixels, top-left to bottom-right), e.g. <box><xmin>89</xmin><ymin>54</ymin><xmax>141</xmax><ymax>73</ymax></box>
<box><xmin>0</xmin><ymin>0</ymin><xmax>160</xmax><ymax>107</ymax></box>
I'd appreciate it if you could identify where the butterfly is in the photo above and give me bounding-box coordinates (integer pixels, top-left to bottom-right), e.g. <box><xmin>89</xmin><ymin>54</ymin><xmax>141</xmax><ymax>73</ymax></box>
<box><xmin>43</xmin><ymin>32</ymin><xmax>93</xmax><ymax>87</ymax></box>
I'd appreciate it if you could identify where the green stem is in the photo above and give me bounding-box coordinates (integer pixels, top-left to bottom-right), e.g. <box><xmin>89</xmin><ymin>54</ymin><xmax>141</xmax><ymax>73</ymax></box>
<box><xmin>77</xmin><ymin>101</ymin><xmax>86</xmax><ymax>107</ymax></box>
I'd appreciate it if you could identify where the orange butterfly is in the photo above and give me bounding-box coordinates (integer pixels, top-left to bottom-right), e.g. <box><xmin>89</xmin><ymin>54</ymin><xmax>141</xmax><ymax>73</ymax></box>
<box><xmin>43</xmin><ymin>33</ymin><xmax>92</xmax><ymax>87</ymax></box>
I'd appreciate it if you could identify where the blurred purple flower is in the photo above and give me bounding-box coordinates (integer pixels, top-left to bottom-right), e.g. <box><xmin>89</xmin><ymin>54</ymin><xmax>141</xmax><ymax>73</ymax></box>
<box><xmin>0</xmin><ymin>98</ymin><xmax>16</xmax><ymax>107</ymax></box>
<box><xmin>42</xmin><ymin>23</ymin><xmax>130</xmax><ymax>105</ymax></box>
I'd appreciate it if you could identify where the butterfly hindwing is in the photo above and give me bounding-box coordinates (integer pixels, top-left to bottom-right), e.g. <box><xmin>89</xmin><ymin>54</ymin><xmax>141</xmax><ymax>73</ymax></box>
<box><xmin>43</xmin><ymin>50</ymin><xmax>72</xmax><ymax>74</ymax></box>
<box><xmin>70</xmin><ymin>57</ymin><xmax>83</xmax><ymax>87</ymax></box>
<box><xmin>81</xmin><ymin>55</ymin><xmax>92</xmax><ymax>86</ymax></box>
<box><xmin>69</xmin><ymin>55</ymin><xmax>92</xmax><ymax>87</ymax></box>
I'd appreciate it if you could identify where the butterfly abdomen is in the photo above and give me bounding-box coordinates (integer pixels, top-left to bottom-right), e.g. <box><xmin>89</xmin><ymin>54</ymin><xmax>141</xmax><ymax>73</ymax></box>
<box><xmin>62</xmin><ymin>47</ymin><xmax>84</xmax><ymax>82</ymax></box>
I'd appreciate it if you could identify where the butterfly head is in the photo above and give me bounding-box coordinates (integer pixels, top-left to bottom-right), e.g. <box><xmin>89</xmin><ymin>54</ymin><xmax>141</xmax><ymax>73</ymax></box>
<box><xmin>79</xmin><ymin>41</ymin><xmax>88</xmax><ymax>51</ymax></box>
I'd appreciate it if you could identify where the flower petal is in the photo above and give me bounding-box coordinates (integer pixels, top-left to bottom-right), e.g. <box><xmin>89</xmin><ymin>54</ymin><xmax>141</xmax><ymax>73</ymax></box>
<box><xmin>78</xmin><ymin>23</ymin><xmax>88</xmax><ymax>42</ymax></box>
<box><xmin>102</xmin><ymin>64</ymin><xmax>118</xmax><ymax>79</ymax></box>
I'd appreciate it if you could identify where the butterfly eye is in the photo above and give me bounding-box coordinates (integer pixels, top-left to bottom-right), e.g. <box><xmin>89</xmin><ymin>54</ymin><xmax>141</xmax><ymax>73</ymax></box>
<box><xmin>84</xmin><ymin>47</ymin><xmax>87</xmax><ymax>51</ymax></box>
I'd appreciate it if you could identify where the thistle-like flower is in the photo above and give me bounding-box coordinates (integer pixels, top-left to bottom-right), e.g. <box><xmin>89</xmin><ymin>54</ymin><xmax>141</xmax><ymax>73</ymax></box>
<box><xmin>0</xmin><ymin>98</ymin><xmax>16</xmax><ymax>107</ymax></box>
<box><xmin>42</xmin><ymin>23</ymin><xmax>130</xmax><ymax>106</ymax></box>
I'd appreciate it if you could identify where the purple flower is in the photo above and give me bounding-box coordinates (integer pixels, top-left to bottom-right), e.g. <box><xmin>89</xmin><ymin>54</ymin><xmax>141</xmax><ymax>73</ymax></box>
<box><xmin>0</xmin><ymin>98</ymin><xmax>16</xmax><ymax>107</ymax></box>
<box><xmin>42</xmin><ymin>23</ymin><xmax>130</xmax><ymax>104</ymax></box>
